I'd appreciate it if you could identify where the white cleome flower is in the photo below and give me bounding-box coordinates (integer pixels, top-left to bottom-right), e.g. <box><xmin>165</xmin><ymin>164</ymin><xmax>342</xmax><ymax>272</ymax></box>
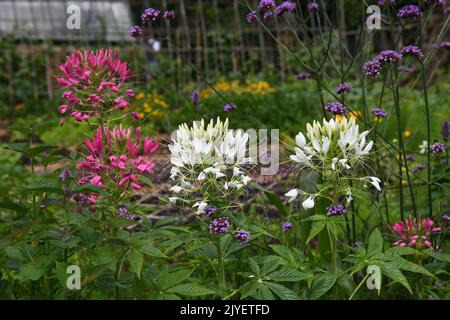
<box><xmin>363</xmin><ymin>176</ymin><xmax>382</xmax><ymax>192</ymax></box>
<box><xmin>193</xmin><ymin>201</ymin><xmax>208</xmax><ymax>215</ymax></box>
<box><xmin>302</xmin><ymin>196</ymin><xmax>315</xmax><ymax>210</ymax></box>
<box><xmin>284</xmin><ymin>189</ymin><xmax>299</xmax><ymax>202</ymax></box>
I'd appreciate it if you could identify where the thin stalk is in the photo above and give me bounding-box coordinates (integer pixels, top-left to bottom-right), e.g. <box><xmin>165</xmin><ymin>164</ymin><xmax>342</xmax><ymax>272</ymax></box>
<box><xmin>420</xmin><ymin>62</ymin><xmax>433</xmax><ymax>216</ymax></box>
<box><xmin>216</xmin><ymin>240</ymin><xmax>225</xmax><ymax>299</ymax></box>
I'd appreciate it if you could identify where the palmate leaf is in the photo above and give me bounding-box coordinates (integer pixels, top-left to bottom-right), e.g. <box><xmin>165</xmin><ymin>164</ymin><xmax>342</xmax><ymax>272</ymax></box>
<box><xmin>266</xmin><ymin>269</ymin><xmax>309</xmax><ymax>282</ymax></box>
<box><xmin>160</xmin><ymin>269</ymin><xmax>194</xmax><ymax>291</ymax></box>
<box><xmin>264</xmin><ymin>282</ymin><xmax>300</xmax><ymax>300</ymax></box>
<box><xmin>127</xmin><ymin>249</ymin><xmax>144</xmax><ymax>278</ymax></box>
<box><xmin>307</xmin><ymin>273</ymin><xmax>337</xmax><ymax>300</ymax></box>
<box><xmin>379</xmin><ymin>263</ymin><xmax>412</xmax><ymax>293</ymax></box>
<box><xmin>367</xmin><ymin>228</ymin><xmax>384</xmax><ymax>256</ymax></box>
<box><xmin>166</xmin><ymin>283</ymin><xmax>214</xmax><ymax>296</ymax></box>
<box><xmin>307</xmin><ymin>221</ymin><xmax>326</xmax><ymax>243</ymax></box>
<box><xmin>240</xmin><ymin>281</ymin><xmax>259</xmax><ymax>299</ymax></box>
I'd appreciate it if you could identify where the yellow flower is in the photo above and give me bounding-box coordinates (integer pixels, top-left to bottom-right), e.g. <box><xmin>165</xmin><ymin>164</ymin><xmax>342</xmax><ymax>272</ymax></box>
<box><xmin>136</xmin><ymin>92</ymin><xmax>145</xmax><ymax>100</ymax></box>
<box><xmin>403</xmin><ymin>130</ymin><xmax>412</xmax><ymax>138</ymax></box>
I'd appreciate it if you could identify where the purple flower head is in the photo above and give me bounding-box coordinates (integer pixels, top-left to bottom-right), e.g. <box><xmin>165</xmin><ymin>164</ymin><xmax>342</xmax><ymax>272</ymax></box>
<box><xmin>325</xmin><ymin>102</ymin><xmax>348</xmax><ymax>116</ymax></box>
<box><xmin>128</xmin><ymin>25</ymin><xmax>142</xmax><ymax>38</ymax></box>
<box><xmin>224</xmin><ymin>103</ymin><xmax>237</xmax><ymax>112</ymax></box>
<box><xmin>275</xmin><ymin>1</ymin><xmax>296</xmax><ymax>16</ymax></box>
<box><xmin>296</xmin><ymin>71</ymin><xmax>313</xmax><ymax>80</ymax></box>
<box><xmin>141</xmin><ymin>8</ymin><xmax>161</xmax><ymax>23</ymax></box>
<box><xmin>327</xmin><ymin>204</ymin><xmax>347</xmax><ymax>217</ymax></box>
<box><xmin>443</xmin><ymin>213</ymin><xmax>450</xmax><ymax>223</ymax></box>
<box><xmin>378</xmin><ymin>0</ymin><xmax>397</xmax><ymax>7</ymax></box>
<box><xmin>191</xmin><ymin>89</ymin><xmax>200</xmax><ymax>105</ymax></box>
<box><xmin>247</xmin><ymin>10</ymin><xmax>257</xmax><ymax>23</ymax></box>
<box><xmin>440</xmin><ymin>41</ymin><xmax>450</xmax><ymax>49</ymax></box>
<box><xmin>412</xmin><ymin>163</ymin><xmax>427</xmax><ymax>173</ymax></box>
<box><xmin>235</xmin><ymin>230</ymin><xmax>250</xmax><ymax>244</ymax></box>
<box><xmin>336</xmin><ymin>82</ymin><xmax>352</xmax><ymax>95</ymax></box>
<box><xmin>59</xmin><ymin>167</ymin><xmax>72</xmax><ymax>182</ymax></box>
<box><xmin>378</xmin><ymin>50</ymin><xmax>402</xmax><ymax>63</ymax></box>
<box><xmin>258</xmin><ymin>0</ymin><xmax>276</xmax><ymax>11</ymax></box>
<box><xmin>425</xmin><ymin>0</ymin><xmax>446</xmax><ymax>7</ymax></box>
<box><xmin>442</xmin><ymin>121</ymin><xmax>449</xmax><ymax>141</ymax></box>
<box><xmin>363</xmin><ymin>59</ymin><xmax>382</xmax><ymax>78</ymax></box>
<box><xmin>282</xmin><ymin>221</ymin><xmax>292</xmax><ymax>232</ymax></box>
<box><xmin>401</xmin><ymin>45</ymin><xmax>424</xmax><ymax>60</ymax></box>
<box><xmin>263</xmin><ymin>10</ymin><xmax>273</xmax><ymax>20</ymax></box>
<box><xmin>59</xmin><ymin>226</ymin><xmax>71</xmax><ymax>234</ymax></box>
<box><xmin>117</xmin><ymin>207</ymin><xmax>135</xmax><ymax>220</ymax></box>
<box><xmin>204</xmin><ymin>205</ymin><xmax>217</xmax><ymax>217</ymax></box>
<box><xmin>405</xmin><ymin>154</ymin><xmax>416</xmax><ymax>162</ymax></box>
<box><xmin>209</xmin><ymin>217</ymin><xmax>230</xmax><ymax>234</ymax></box>
<box><xmin>308</xmin><ymin>2</ymin><xmax>320</xmax><ymax>13</ymax></box>
<box><xmin>163</xmin><ymin>10</ymin><xmax>176</xmax><ymax>20</ymax></box>
<box><xmin>431</xmin><ymin>142</ymin><xmax>446</xmax><ymax>153</ymax></box>
<box><xmin>371</xmin><ymin>107</ymin><xmax>388</xmax><ymax>118</ymax></box>
<box><xmin>397</xmin><ymin>5</ymin><xmax>422</xmax><ymax>20</ymax></box>
<box><xmin>445</xmin><ymin>6</ymin><xmax>450</xmax><ymax>14</ymax></box>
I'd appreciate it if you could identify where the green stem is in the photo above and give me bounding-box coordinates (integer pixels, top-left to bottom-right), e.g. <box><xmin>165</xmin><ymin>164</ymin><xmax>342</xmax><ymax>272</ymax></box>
<box><xmin>420</xmin><ymin>62</ymin><xmax>433</xmax><ymax>217</ymax></box>
<box><xmin>216</xmin><ymin>240</ymin><xmax>225</xmax><ymax>299</ymax></box>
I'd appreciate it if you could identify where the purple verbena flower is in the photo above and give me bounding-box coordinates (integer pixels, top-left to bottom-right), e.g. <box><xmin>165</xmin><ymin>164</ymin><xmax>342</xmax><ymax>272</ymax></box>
<box><xmin>336</xmin><ymin>82</ymin><xmax>352</xmax><ymax>95</ymax></box>
<box><xmin>263</xmin><ymin>10</ymin><xmax>273</xmax><ymax>20</ymax></box>
<box><xmin>431</xmin><ymin>142</ymin><xmax>446</xmax><ymax>153</ymax></box>
<box><xmin>128</xmin><ymin>25</ymin><xmax>142</xmax><ymax>38</ymax></box>
<box><xmin>363</xmin><ymin>59</ymin><xmax>382</xmax><ymax>78</ymax></box>
<box><xmin>235</xmin><ymin>230</ymin><xmax>250</xmax><ymax>244</ymax></box>
<box><xmin>59</xmin><ymin>226</ymin><xmax>71</xmax><ymax>234</ymax></box>
<box><xmin>247</xmin><ymin>10</ymin><xmax>257</xmax><ymax>23</ymax></box>
<box><xmin>275</xmin><ymin>1</ymin><xmax>296</xmax><ymax>16</ymax></box>
<box><xmin>325</xmin><ymin>102</ymin><xmax>348</xmax><ymax>116</ymax></box>
<box><xmin>327</xmin><ymin>204</ymin><xmax>347</xmax><ymax>217</ymax></box>
<box><xmin>59</xmin><ymin>167</ymin><xmax>72</xmax><ymax>182</ymax></box>
<box><xmin>224</xmin><ymin>103</ymin><xmax>237</xmax><ymax>112</ymax></box>
<box><xmin>141</xmin><ymin>8</ymin><xmax>161</xmax><ymax>22</ymax></box>
<box><xmin>163</xmin><ymin>10</ymin><xmax>176</xmax><ymax>20</ymax></box>
<box><xmin>204</xmin><ymin>205</ymin><xmax>217</xmax><ymax>217</ymax></box>
<box><xmin>443</xmin><ymin>213</ymin><xmax>450</xmax><ymax>223</ymax></box>
<box><xmin>442</xmin><ymin>120</ymin><xmax>449</xmax><ymax>141</ymax></box>
<box><xmin>378</xmin><ymin>50</ymin><xmax>402</xmax><ymax>63</ymax></box>
<box><xmin>440</xmin><ymin>41</ymin><xmax>450</xmax><ymax>49</ymax></box>
<box><xmin>401</xmin><ymin>45</ymin><xmax>424</xmax><ymax>60</ymax></box>
<box><xmin>191</xmin><ymin>89</ymin><xmax>200</xmax><ymax>105</ymax></box>
<box><xmin>209</xmin><ymin>217</ymin><xmax>230</xmax><ymax>234</ymax></box>
<box><xmin>308</xmin><ymin>2</ymin><xmax>320</xmax><ymax>13</ymax></box>
<box><xmin>117</xmin><ymin>207</ymin><xmax>134</xmax><ymax>220</ymax></box>
<box><xmin>412</xmin><ymin>163</ymin><xmax>427</xmax><ymax>173</ymax></box>
<box><xmin>397</xmin><ymin>5</ymin><xmax>422</xmax><ymax>20</ymax></box>
<box><xmin>282</xmin><ymin>221</ymin><xmax>292</xmax><ymax>232</ymax></box>
<box><xmin>258</xmin><ymin>0</ymin><xmax>276</xmax><ymax>11</ymax></box>
<box><xmin>296</xmin><ymin>71</ymin><xmax>313</xmax><ymax>80</ymax></box>
<box><xmin>378</xmin><ymin>0</ymin><xmax>397</xmax><ymax>7</ymax></box>
<box><xmin>371</xmin><ymin>107</ymin><xmax>388</xmax><ymax>118</ymax></box>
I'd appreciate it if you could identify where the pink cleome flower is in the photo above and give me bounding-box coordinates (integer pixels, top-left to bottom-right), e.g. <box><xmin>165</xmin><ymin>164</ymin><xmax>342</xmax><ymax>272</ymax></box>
<box><xmin>56</xmin><ymin>49</ymin><xmax>134</xmax><ymax>123</ymax></box>
<box><xmin>392</xmin><ymin>215</ymin><xmax>441</xmax><ymax>248</ymax></box>
<box><xmin>77</xmin><ymin>126</ymin><xmax>159</xmax><ymax>195</ymax></box>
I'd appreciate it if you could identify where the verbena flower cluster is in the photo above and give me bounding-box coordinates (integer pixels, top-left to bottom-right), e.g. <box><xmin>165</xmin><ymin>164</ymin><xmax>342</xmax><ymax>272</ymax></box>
<box><xmin>397</xmin><ymin>5</ymin><xmax>422</xmax><ymax>20</ymax></box>
<box><xmin>129</xmin><ymin>7</ymin><xmax>175</xmax><ymax>38</ymax></box>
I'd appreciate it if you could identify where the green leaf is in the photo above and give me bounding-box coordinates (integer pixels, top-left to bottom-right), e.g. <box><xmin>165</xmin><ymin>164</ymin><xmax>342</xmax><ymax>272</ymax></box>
<box><xmin>307</xmin><ymin>274</ymin><xmax>336</xmax><ymax>300</ymax></box>
<box><xmin>4</xmin><ymin>246</ymin><xmax>25</xmax><ymax>261</ymax></box>
<box><xmin>80</xmin><ymin>227</ymin><xmax>99</xmax><ymax>244</ymax></box>
<box><xmin>266</xmin><ymin>269</ymin><xmax>308</xmax><ymax>282</ymax></box>
<box><xmin>20</xmin><ymin>263</ymin><xmax>45</xmax><ymax>281</ymax></box>
<box><xmin>127</xmin><ymin>249</ymin><xmax>144</xmax><ymax>278</ymax></box>
<box><xmin>367</xmin><ymin>228</ymin><xmax>384</xmax><ymax>256</ymax></box>
<box><xmin>264</xmin><ymin>282</ymin><xmax>299</xmax><ymax>300</ymax></box>
<box><xmin>384</xmin><ymin>246</ymin><xmax>419</xmax><ymax>257</ymax></box>
<box><xmin>307</xmin><ymin>221</ymin><xmax>326</xmax><ymax>243</ymax></box>
<box><xmin>167</xmin><ymin>283</ymin><xmax>214</xmax><ymax>296</ymax></box>
<box><xmin>139</xmin><ymin>246</ymin><xmax>168</xmax><ymax>258</ymax></box>
<box><xmin>392</xmin><ymin>257</ymin><xmax>434</xmax><ymax>278</ymax></box>
<box><xmin>301</xmin><ymin>214</ymin><xmax>326</xmax><ymax>222</ymax></box>
<box><xmin>379</xmin><ymin>263</ymin><xmax>412</xmax><ymax>293</ymax></box>
<box><xmin>257</xmin><ymin>283</ymin><xmax>275</xmax><ymax>300</ymax></box>
<box><xmin>248</xmin><ymin>258</ymin><xmax>261</xmax><ymax>276</ymax></box>
<box><xmin>240</xmin><ymin>281</ymin><xmax>259</xmax><ymax>299</ymax></box>
<box><xmin>22</xmin><ymin>182</ymin><xmax>63</xmax><ymax>194</ymax></box>
<box><xmin>160</xmin><ymin>269</ymin><xmax>194</xmax><ymax>290</ymax></box>
<box><xmin>426</xmin><ymin>251</ymin><xmax>450</xmax><ymax>262</ymax></box>
<box><xmin>0</xmin><ymin>201</ymin><xmax>28</xmax><ymax>214</ymax></box>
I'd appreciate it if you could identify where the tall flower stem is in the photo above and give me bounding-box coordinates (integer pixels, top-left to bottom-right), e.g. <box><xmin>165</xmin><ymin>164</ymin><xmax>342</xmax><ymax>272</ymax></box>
<box><xmin>389</xmin><ymin>66</ymin><xmax>417</xmax><ymax>218</ymax></box>
<box><xmin>215</xmin><ymin>240</ymin><xmax>225</xmax><ymax>299</ymax></box>
<box><xmin>420</xmin><ymin>62</ymin><xmax>433</xmax><ymax>216</ymax></box>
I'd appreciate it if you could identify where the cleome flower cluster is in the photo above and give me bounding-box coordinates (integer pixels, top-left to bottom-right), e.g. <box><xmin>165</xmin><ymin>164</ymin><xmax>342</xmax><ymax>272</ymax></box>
<box><xmin>285</xmin><ymin>117</ymin><xmax>381</xmax><ymax>210</ymax></box>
